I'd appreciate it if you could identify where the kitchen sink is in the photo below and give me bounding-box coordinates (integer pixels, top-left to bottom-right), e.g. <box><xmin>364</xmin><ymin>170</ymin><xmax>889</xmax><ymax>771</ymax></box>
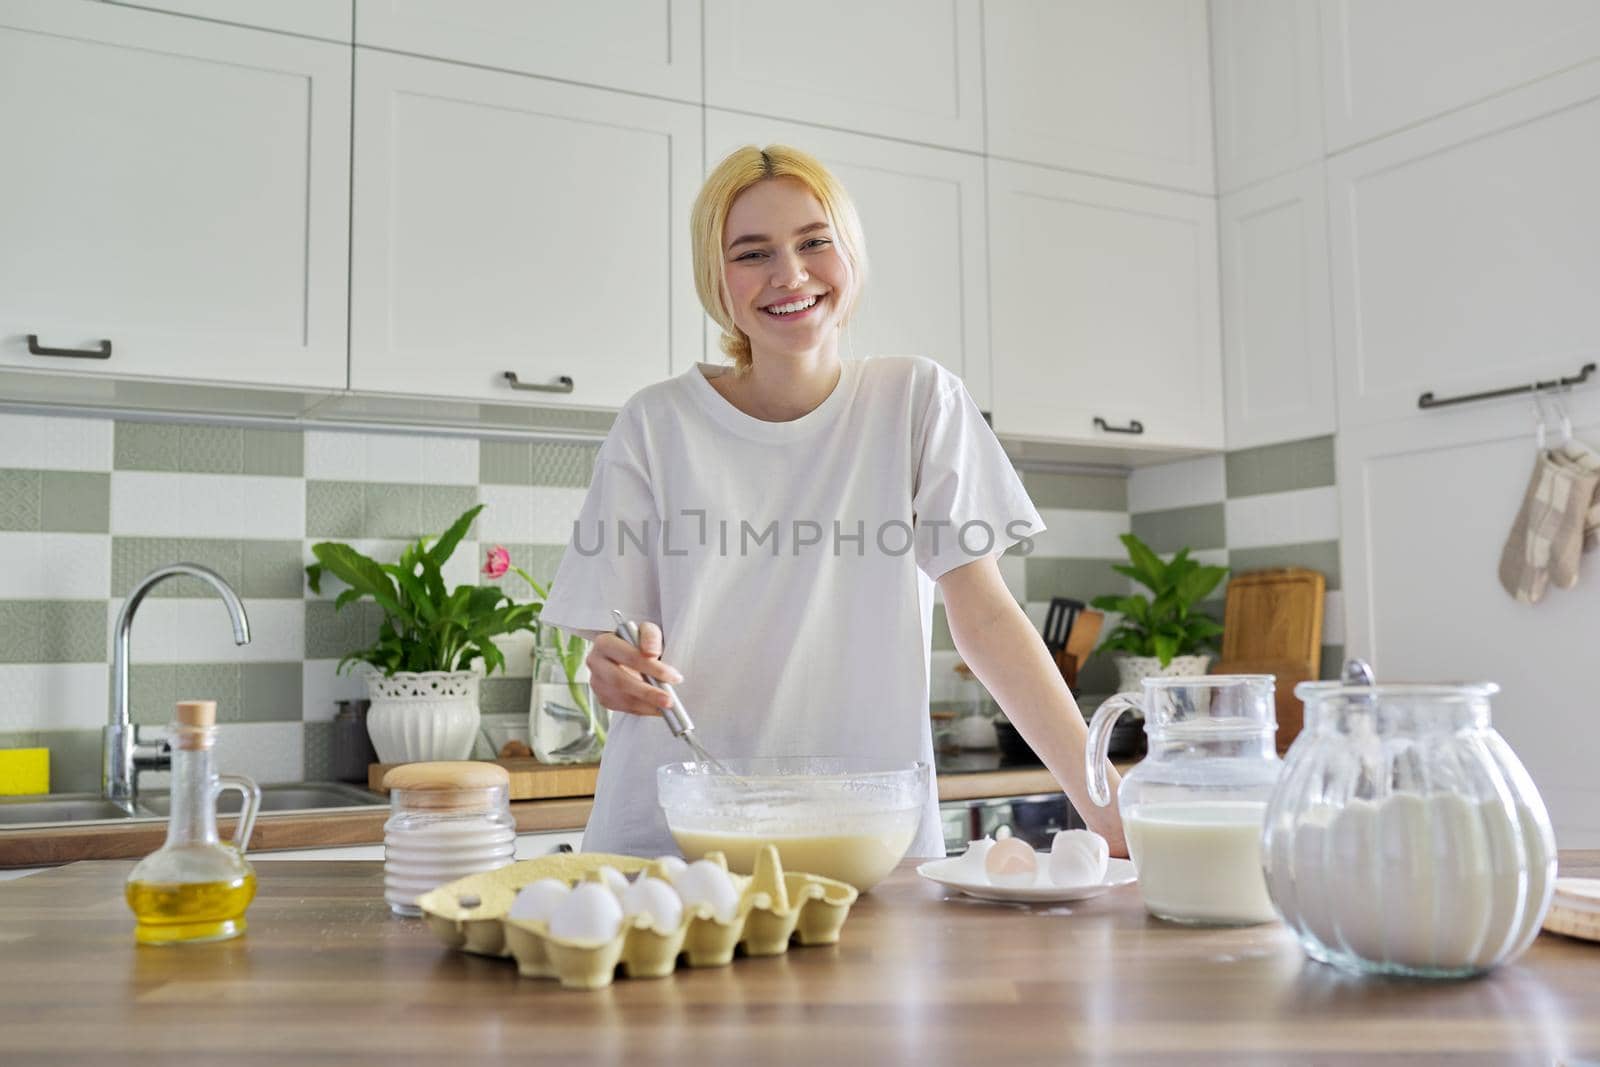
<box><xmin>0</xmin><ymin>795</ymin><xmax>140</xmax><ymax>826</ymax></box>
<box><xmin>0</xmin><ymin>782</ymin><xmax>387</xmax><ymax>827</ymax></box>
<box><xmin>138</xmin><ymin>782</ymin><xmax>387</xmax><ymax>816</ymax></box>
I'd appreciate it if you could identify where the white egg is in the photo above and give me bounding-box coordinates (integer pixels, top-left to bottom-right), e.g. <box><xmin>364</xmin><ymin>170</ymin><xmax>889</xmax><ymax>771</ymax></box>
<box><xmin>621</xmin><ymin>875</ymin><xmax>684</xmax><ymax>931</ymax></box>
<box><xmin>655</xmin><ymin>855</ymin><xmax>688</xmax><ymax>883</ymax></box>
<box><xmin>949</xmin><ymin>836</ymin><xmax>996</xmax><ymax>882</ymax></box>
<box><xmin>597</xmin><ymin>865</ymin><xmax>630</xmax><ymax>902</ymax></box>
<box><xmin>673</xmin><ymin>859</ymin><xmax>740</xmax><ymax>922</ymax></box>
<box><xmin>507</xmin><ymin>877</ymin><xmax>570</xmax><ymax>923</ymax></box>
<box><xmin>1048</xmin><ymin>829</ymin><xmax>1110</xmax><ymax>887</ymax></box>
<box><xmin>548</xmin><ymin>882</ymin><xmax>625</xmax><ymax>943</ymax></box>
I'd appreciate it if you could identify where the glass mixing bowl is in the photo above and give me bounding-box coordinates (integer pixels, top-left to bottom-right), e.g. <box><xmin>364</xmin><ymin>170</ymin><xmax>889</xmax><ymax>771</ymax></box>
<box><xmin>657</xmin><ymin>757</ymin><xmax>930</xmax><ymax>891</ymax></box>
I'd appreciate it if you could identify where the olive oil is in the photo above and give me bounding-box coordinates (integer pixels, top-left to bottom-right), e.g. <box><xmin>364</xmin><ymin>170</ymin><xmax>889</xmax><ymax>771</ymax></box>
<box><xmin>124</xmin><ymin>700</ymin><xmax>262</xmax><ymax>945</ymax></box>
<box><xmin>126</xmin><ymin>873</ymin><xmax>258</xmax><ymax>945</ymax></box>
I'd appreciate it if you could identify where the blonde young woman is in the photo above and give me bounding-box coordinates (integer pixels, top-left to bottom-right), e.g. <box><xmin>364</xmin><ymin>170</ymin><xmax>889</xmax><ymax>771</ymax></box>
<box><xmin>540</xmin><ymin>146</ymin><xmax>1126</xmax><ymax>860</ymax></box>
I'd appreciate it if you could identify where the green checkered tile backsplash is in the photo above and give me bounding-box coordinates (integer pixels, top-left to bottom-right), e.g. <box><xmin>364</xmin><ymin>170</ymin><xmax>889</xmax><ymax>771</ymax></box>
<box><xmin>305</xmin><ymin>481</ymin><xmax>479</xmax><ymax>540</ymax></box>
<box><xmin>115</xmin><ymin>422</ymin><xmax>303</xmax><ymax>477</ymax></box>
<box><xmin>1128</xmin><ymin>435</ymin><xmax>1345</xmax><ymax>681</ymax></box>
<box><xmin>480</xmin><ymin>440</ymin><xmax>600</xmax><ymax>487</ymax></box>
<box><xmin>0</xmin><ymin>470</ymin><xmax>110</xmax><ymax>533</ymax></box>
<box><xmin>113</xmin><ymin>538</ymin><xmax>305</xmax><ymax>599</ymax></box>
<box><xmin>0</xmin><ymin>601</ymin><xmax>106</xmax><ymax>663</ymax></box>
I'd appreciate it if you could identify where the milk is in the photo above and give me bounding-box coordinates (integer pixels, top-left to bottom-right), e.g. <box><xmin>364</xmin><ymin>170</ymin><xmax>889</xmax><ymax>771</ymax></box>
<box><xmin>1124</xmin><ymin>801</ymin><xmax>1275</xmax><ymax>926</ymax></box>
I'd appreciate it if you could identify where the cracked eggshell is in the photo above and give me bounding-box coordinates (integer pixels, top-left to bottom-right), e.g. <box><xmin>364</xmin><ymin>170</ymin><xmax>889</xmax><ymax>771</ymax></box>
<box><xmin>548</xmin><ymin>882</ymin><xmax>625</xmax><ymax>943</ymax></box>
<box><xmin>1048</xmin><ymin>829</ymin><xmax>1110</xmax><ymax>887</ymax></box>
<box><xmin>985</xmin><ymin>836</ymin><xmax>1038</xmax><ymax>888</ymax></box>
<box><xmin>949</xmin><ymin>836</ymin><xmax>996</xmax><ymax>882</ymax></box>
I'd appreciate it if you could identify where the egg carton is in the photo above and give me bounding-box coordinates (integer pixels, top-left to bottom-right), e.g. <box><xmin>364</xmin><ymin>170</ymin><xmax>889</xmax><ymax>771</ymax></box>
<box><xmin>417</xmin><ymin>845</ymin><xmax>859</xmax><ymax>990</ymax></box>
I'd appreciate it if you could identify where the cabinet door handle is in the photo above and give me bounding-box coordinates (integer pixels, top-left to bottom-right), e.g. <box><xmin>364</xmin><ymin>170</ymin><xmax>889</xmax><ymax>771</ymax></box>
<box><xmin>503</xmin><ymin>371</ymin><xmax>575</xmax><ymax>394</ymax></box>
<box><xmin>28</xmin><ymin>334</ymin><xmax>112</xmax><ymax>360</ymax></box>
<box><xmin>1093</xmin><ymin>416</ymin><xmax>1144</xmax><ymax>435</ymax></box>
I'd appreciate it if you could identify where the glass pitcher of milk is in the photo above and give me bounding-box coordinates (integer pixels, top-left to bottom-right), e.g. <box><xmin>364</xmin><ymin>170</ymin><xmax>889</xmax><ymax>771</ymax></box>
<box><xmin>1086</xmin><ymin>675</ymin><xmax>1281</xmax><ymax>925</ymax></box>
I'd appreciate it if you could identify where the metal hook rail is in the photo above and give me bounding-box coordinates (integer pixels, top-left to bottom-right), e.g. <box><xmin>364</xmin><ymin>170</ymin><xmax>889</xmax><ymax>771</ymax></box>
<box><xmin>1418</xmin><ymin>362</ymin><xmax>1596</xmax><ymax>410</ymax></box>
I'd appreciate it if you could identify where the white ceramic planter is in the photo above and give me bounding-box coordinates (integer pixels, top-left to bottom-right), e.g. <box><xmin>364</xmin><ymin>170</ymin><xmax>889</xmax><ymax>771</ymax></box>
<box><xmin>1113</xmin><ymin>654</ymin><xmax>1213</xmax><ymax>694</ymax></box>
<box><xmin>365</xmin><ymin>670</ymin><xmax>481</xmax><ymax>763</ymax></box>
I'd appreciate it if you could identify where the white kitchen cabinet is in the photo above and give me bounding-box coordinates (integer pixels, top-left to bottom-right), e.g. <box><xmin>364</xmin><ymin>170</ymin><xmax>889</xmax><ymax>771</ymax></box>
<box><xmin>103</xmin><ymin>0</ymin><xmax>352</xmax><ymax>41</ymax></box>
<box><xmin>1210</xmin><ymin>0</ymin><xmax>1323</xmax><ymax>194</ymax></box>
<box><xmin>984</xmin><ymin>0</ymin><xmax>1214</xmax><ymax>193</ymax></box>
<box><xmin>987</xmin><ymin>159</ymin><xmax>1223</xmax><ymax>450</ymax></box>
<box><xmin>349</xmin><ymin>50</ymin><xmax>703</xmax><ymax>408</ymax></box>
<box><xmin>1337</xmin><ymin>390</ymin><xmax>1600</xmax><ymax>848</ymax></box>
<box><xmin>1320</xmin><ymin>0</ymin><xmax>1600</xmax><ymax>153</ymax></box>
<box><xmin>0</xmin><ymin>0</ymin><xmax>350</xmax><ymax>391</ymax></box>
<box><xmin>1326</xmin><ymin>63</ymin><xmax>1600</xmax><ymax>430</ymax></box>
<box><xmin>1219</xmin><ymin>164</ymin><xmax>1336</xmax><ymax>450</ymax></box>
<box><xmin>703</xmin><ymin>0</ymin><xmax>983</xmax><ymax>152</ymax></box>
<box><xmin>354</xmin><ymin>0</ymin><xmax>700</xmax><ymax>104</ymax></box>
<box><xmin>704</xmin><ymin>112</ymin><xmax>991</xmax><ymax>411</ymax></box>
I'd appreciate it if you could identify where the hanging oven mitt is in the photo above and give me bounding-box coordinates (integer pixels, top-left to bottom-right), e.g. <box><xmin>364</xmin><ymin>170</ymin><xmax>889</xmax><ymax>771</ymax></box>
<box><xmin>1550</xmin><ymin>438</ymin><xmax>1600</xmax><ymax>555</ymax></box>
<box><xmin>1499</xmin><ymin>448</ymin><xmax>1600</xmax><ymax>603</ymax></box>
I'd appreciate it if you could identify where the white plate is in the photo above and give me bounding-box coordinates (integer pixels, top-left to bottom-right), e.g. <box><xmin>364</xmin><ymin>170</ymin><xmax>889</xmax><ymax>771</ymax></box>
<box><xmin>916</xmin><ymin>855</ymin><xmax>1138</xmax><ymax>903</ymax></box>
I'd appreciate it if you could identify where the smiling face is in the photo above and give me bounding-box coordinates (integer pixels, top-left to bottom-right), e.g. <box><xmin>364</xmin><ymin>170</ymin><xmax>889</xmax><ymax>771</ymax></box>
<box><xmin>721</xmin><ymin>177</ymin><xmax>856</xmax><ymax>366</ymax></box>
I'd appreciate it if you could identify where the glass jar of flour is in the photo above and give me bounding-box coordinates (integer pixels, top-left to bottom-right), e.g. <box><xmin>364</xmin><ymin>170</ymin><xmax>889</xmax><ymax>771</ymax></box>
<box><xmin>381</xmin><ymin>761</ymin><xmax>516</xmax><ymax>916</ymax></box>
<box><xmin>1262</xmin><ymin>679</ymin><xmax>1557</xmax><ymax>977</ymax></box>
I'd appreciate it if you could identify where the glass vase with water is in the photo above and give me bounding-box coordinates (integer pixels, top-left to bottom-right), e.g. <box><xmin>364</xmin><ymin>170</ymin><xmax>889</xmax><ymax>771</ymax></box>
<box><xmin>529</xmin><ymin>624</ymin><xmax>606</xmax><ymax>764</ymax></box>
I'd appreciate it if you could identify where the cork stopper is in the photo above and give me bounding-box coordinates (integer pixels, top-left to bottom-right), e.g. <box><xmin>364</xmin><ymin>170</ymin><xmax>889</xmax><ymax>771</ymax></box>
<box><xmin>173</xmin><ymin>700</ymin><xmax>216</xmax><ymax>750</ymax></box>
<box><xmin>383</xmin><ymin>761</ymin><xmax>510</xmax><ymax>811</ymax></box>
<box><xmin>176</xmin><ymin>701</ymin><xmax>216</xmax><ymax>727</ymax></box>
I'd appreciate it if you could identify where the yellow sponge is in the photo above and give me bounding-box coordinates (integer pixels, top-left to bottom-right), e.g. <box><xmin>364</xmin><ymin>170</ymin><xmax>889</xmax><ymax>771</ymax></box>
<box><xmin>0</xmin><ymin>748</ymin><xmax>50</xmax><ymax>796</ymax></box>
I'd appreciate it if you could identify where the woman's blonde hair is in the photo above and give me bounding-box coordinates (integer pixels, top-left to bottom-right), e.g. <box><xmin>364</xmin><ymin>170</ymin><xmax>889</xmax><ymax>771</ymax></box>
<box><xmin>690</xmin><ymin>145</ymin><xmax>868</xmax><ymax>373</ymax></box>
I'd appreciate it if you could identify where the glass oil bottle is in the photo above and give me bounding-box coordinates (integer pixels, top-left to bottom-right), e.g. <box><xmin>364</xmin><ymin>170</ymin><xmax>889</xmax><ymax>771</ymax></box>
<box><xmin>125</xmin><ymin>700</ymin><xmax>262</xmax><ymax>945</ymax></box>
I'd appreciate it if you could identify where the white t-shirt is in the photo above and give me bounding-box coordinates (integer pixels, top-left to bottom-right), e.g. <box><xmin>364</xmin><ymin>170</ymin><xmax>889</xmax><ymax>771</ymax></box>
<box><xmin>538</xmin><ymin>355</ymin><xmax>1045</xmax><ymax>859</ymax></box>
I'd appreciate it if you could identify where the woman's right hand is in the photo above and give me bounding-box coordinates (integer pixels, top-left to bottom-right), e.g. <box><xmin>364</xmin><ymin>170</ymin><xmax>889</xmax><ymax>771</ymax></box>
<box><xmin>587</xmin><ymin>622</ymin><xmax>684</xmax><ymax>718</ymax></box>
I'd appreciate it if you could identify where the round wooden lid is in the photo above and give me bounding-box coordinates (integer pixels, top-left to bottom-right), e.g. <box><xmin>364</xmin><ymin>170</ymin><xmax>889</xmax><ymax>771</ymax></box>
<box><xmin>381</xmin><ymin>761</ymin><xmax>510</xmax><ymax>792</ymax></box>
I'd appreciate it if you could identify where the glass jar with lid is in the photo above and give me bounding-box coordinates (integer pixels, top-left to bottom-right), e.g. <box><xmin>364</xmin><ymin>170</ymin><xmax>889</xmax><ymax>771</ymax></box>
<box><xmin>381</xmin><ymin>761</ymin><xmax>516</xmax><ymax>916</ymax></box>
<box><xmin>1262</xmin><ymin>678</ymin><xmax>1557</xmax><ymax>977</ymax></box>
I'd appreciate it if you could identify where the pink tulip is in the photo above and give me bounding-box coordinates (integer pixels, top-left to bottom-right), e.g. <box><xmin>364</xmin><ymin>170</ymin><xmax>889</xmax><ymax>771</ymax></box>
<box><xmin>483</xmin><ymin>545</ymin><xmax>510</xmax><ymax>580</ymax></box>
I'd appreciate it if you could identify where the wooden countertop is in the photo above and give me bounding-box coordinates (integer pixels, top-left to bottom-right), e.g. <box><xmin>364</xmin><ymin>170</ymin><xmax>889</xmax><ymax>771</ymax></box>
<box><xmin>0</xmin><ymin>767</ymin><xmax>1074</xmax><ymax>868</ymax></box>
<box><xmin>2</xmin><ymin>854</ymin><xmax>1597</xmax><ymax>1064</ymax></box>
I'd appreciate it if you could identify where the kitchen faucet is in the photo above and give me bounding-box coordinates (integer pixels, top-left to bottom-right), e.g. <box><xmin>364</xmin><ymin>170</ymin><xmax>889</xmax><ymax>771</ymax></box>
<box><xmin>104</xmin><ymin>563</ymin><xmax>251</xmax><ymax>811</ymax></box>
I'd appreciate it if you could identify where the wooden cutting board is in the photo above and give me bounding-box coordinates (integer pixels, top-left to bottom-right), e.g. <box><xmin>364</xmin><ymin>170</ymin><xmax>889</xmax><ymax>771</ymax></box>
<box><xmin>1213</xmin><ymin>566</ymin><xmax>1326</xmax><ymax>754</ymax></box>
<box><xmin>369</xmin><ymin>759</ymin><xmax>599</xmax><ymax>800</ymax></box>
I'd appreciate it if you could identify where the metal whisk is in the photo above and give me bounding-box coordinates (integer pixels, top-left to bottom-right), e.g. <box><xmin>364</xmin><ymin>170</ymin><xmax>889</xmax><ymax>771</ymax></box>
<box><xmin>610</xmin><ymin>611</ymin><xmax>735</xmax><ymax>776</ymax></box>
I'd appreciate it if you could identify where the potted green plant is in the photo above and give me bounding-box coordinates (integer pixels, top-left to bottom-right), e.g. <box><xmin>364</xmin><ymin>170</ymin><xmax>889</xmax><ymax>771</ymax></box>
<box><xmin>305</xmin><ymin>504</ymin><xmax>540</xmax><ymax>763</ymax></box>
<box><xmin>1091</xmin><ymin>533</ymin><xmax>1228</xmax><ymax>693</ymax></box>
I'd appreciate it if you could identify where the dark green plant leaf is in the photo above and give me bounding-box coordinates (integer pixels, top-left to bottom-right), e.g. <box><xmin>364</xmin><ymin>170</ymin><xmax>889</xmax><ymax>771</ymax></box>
<box><xmin>1120</xmin><ymin>533</ymin><xmax>1167</xmax><ymax>593</ymax></box>
<box><xmin>1177</xmin><ymin>564</ymin><xmax>1229</xmax><ymax>606</ymax></box>
<box><xmin>429</xmin><ymin>504</ymin><xmax>483</xmax><ymax>570</ymax></box>
<box><xmin>309</xmin><ymin>542</ymin><xmax>404</xmax><ymax>617</ymax></box>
